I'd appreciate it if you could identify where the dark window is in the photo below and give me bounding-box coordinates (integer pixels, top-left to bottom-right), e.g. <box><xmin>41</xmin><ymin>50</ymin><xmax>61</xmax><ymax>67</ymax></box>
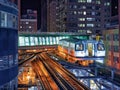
<box><xmin>114</xmin><ymin>57</ymin><xmax>119</xmax><ymax>63</ymax></box>
<box><xmin>95</xmin><ymin>6</ymin><xmax>100</xmax><ymax>10</ymax></box>
<box><xmin>0</xmin><ymin>29</ymin><xmax>8</xmax><ymax>52</ymax></box>
<box><xmin>113</xmin><ymin>34</ymin><xmax>119</xmax><ymax>41</ymax></box>
<box><xmin>108</xmin><ymin>46</ymin><xmax>111</xmax><ymax>51</ymax></box>
<box><xmin>68</xmin><ymin>23</ymin><xmax>77</xmax><ymax>27</ymax></box>
<box><xmin>67</xmin><ymin>17</ymin><xmax>77</xmax><ymax>21</ymax></box>
<box><xmin>69</xmin><ymin>0</ymin><xmax>77</xmax><ymax>2</ymax></box>
<box><xmin>114</xmin><ymin>46</ymin><xmax>119</xmax><ymax>52</ymax></box>
<box><xmin>96</xmin><ymin>18</ymin><xmax>101</xmax><ymax>22</ymax></box>
<box><xmin>86</xmin><ymin>6</ymin><xmax>92</xmax><ymax>9</ymax></box>
<box><xmin>96</xmin><ymin>12</ymin><xmax>101</xmax><ymax>16</ymax></box>
<box><xmin>106</xmin><ymin>35</ymin><xmax>111</xmax><ymax>40</ymax></box>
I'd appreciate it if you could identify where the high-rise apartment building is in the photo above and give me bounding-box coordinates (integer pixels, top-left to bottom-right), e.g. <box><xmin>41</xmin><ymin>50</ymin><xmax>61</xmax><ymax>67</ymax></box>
<box><xmin>48</xmin><ymin>0</ymin><xmax>57</xmax><ymax>32</ymax></box>
<box><xmin>49</xmin><ymin>0</ymin><xmax>111</xmax><ymax>35</ymax></box>
<box><xmin>20</xmin><ymin>9</ymin><xmax>37</xmax><ymax>32</ymax></box>
<box><xmin>0</xmin><ymin>0</ymin><xmax>18</xmax><ymax>89</ymax></box>
<box><xmin>41</xmin><ymin>0</ymin><xmax>47</xmax><ymax>32</ymax></box>
<box><xmin>103</xmin><ymin>0</ymin><xmax>120</xmax><ymax>70</ymax></box>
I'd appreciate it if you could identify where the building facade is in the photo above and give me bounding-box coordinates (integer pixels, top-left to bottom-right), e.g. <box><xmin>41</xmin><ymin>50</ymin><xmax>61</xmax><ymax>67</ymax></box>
<box><xmin>0</xmin><ymin>0</ymin><xmax>18</xmax><ymax>89</ymax></box>
<box><xmin>103</xmin><ymin>0</ymin><xmax>120</xmax><ymax>70</ymax></box>
<box><xmin>103</xmin><ymin>27</ymin><xmax>120</xmax><ymax>70</ymax></box>
<box><xmin>41</xmin><ymin>0</ymin><xmax>47</xmax><ymax>32</ymax></box>
<box><xmin>19</xmin><ymin>9</ymin><xmax>37</xmax><ymax>32</ymax></box>
<box><xmin>48</xmin><ymin>0</ymin><xmax>111</xmax><ymax>35</ymax></box>
<box><xmin>110</xmin><ymin>0</ymin><xmax>118</xmax><ymax>26</ymax></box>
<box><xmin>48</xmin><ymin>0</ymin><xmax>57</xmax><ymax>32</ymax></box>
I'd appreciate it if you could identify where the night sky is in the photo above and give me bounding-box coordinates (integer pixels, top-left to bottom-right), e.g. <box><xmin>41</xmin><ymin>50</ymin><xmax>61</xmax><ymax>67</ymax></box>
<box><xmin>111</xmin><ymin>0</ymin><xmax>118</xmax><ymax>16</ymax></box>
<box><xmin>21</xmin><ymin>0</ymin><xmax>41</xmax><ymax>29</ymax></box>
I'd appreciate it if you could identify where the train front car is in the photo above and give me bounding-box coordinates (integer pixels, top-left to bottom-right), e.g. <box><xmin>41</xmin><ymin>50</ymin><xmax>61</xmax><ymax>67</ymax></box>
<box><xmin>58</xmin><ymin>38</ymin><xmax>106</xmax><ymax>66</ymax></box>
<box><xmin>74</xmin><ymin>40</ymin><xmax>106</xmax><ymax>65</ymax></box>
<box><xmin>95</xmin><ymin>41</ymin><xmax>105</xmax><ymax>57</ymax></box>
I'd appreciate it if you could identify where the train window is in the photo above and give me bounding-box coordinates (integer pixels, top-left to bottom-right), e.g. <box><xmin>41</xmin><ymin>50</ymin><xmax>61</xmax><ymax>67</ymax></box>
<box><xmin>70</xmin><ymin>43</ymin><xmax>75</xmax><ymax>48</ymax></box>
<box><xmin>75</xmin><ymin>44</ymin><xmax>83</xmax><ymax>51</ymax></box>
<box><xmin>58</xmin><ymin>41</ymin><xmax>62</xmax><ymax>46</ymax></box>
<box><xmin>97</xmin><ymin>44</ymin><xmax>104</xmax><ymax>51</ymax></box>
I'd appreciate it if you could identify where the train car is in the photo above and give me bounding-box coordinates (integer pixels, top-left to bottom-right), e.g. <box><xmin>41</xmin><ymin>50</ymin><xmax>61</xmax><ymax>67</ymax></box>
<box><xmin>58</xmin><ymin>38</ymin><xmax>105</xmax><ymax>66</ymax></box>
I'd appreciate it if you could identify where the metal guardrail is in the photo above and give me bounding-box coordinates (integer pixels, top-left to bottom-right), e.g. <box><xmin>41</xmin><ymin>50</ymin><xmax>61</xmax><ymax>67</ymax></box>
<box><xmin>18</xmin><ymin>31</ymin><xmax>90</xmax><ymax>35</ymax></box>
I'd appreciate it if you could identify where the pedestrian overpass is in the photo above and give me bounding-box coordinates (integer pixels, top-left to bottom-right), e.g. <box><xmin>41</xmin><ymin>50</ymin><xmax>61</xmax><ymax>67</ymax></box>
<box><xmin>18</xmin><ymin>32</ymin><xmax>90</xmax><ymax>49</ymax></box>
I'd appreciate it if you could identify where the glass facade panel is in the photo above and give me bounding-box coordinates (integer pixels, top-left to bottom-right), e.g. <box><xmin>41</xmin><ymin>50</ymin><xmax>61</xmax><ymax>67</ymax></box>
<box><xmin>30</xmin><ymin>37</ymin><xmax>35</xmax><ymax>46</ymax></box>
<box><xmin>7</xmin><ymin>13</ymin><xmax>13</xmax><ymax>28</ymax></box>
<box><xmin>42</xmin><ymin>37</ymin><xmax>46</xmax><ymax>45</ymax></box>
<box><xmin>1</xmin><ymin>11</ymin><xmax>7</xmax><ymax>27</ymax></box>
<box><xmin>35</xmin><ymin>37</ymin><xmax>38</xmax><ymax>45</ymax></box>
<box><xmin>39</xmin><ymin>37</ymin><xmax>43</xmax><ymax>45</ymax></box>
<box><xmin>0</xmin><ymin>1</ymin><xmax>18</xmax><ymax>88</ymax></box>
<box><xmin>46</xmin><ymin>37</ymin><xmax>49</xmax><ymax>45</ymax></box>
<box><xmin>53</xmin><ymin>37</ymin><xmax>56</xmax><ymax>44</ymax></box>
<box><xmin>9</xmin><ymin>55</ymin><xmax>13</xmax><ymax>67</ymax></box>
<box><xmin>49</xmin><ymin>37</ymin><xmax>53</xmax><ymax>45</ymax></box>
<box><xmin>19</xmin><ymin>37</ymin><xmax>25</xmax><ymax>46</ymax></box>
<box><xmin>59</xmin><ymin>37</ymin><xmax>63</xmax><ymax>40</ymax></box>
<box><xmin>25</xmin><ymin>37</ymin><xmax>29</xmax><ymax>46</ymax></box>
<box><xmin>56</xmin><ymin>37</ymin><xmax>59</xmax><ymax>44</ymax></box>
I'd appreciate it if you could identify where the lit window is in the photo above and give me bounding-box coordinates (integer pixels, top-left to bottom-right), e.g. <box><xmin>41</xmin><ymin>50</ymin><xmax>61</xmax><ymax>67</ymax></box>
<box><xmin>74</xmin><ymin>11</ymin><xmax>77</xmax><ymax>14</ymax></box>
<box><xmin>26</xmin><ymin>22</ymin><xmax>29</xmax><ymax>24</ymax></box>
<box><xmin>92</xmin><ymin>12</ymin><xmax>95</xmax><ymax>15</ymax></box>
<box><xmin>83</xmin><ymin>11</ymin><xmax>86</xmax><ymax>15</ymax></box>
<box><xmin>107</xmin><ymin>2</ymin><xmax>110</xmax><ymax>6</ymax></box>
<box><xmin>87</xmin><ymin>24</ymin><xmax>94</xmax><ymax>27</ymax></box>
<box><xmin>78</xmin><ymin>24</ymin><xmax>85</xmax><ymax>27</ymax></box>
<box><xmin>96</xmin><ymin>0</ymin><xmax>100</xmax><ymax>4</ymax></box>
<box><xmin>20</xmin><ymin>26</ymin><xmax>22</xmax><ymax>28</ymax></box>
<box><xmin>78</xmin><ymin>30</ymin><xmax>86</xmax><ymax>34</ymax></box>
<box><xmin>78</xmin><ymin>0</ymin><xmax>86</xmax><ymax>3</ymax></box>
<box><xmin>86</xmin><ymin>18</ymin><xmax>95</xmax><ymax>21</ymax></box>
<box><xmin>82</xmin><ymin>6</ymin><xmax>86</xmax><ymax>9</ymax></box>
<box><xmin>115</xmin><ymin>6</ymin><xmax>117</xmax><ymax>9</ymax></box>
<box><xmin>29</xmin><ymin>26</ymin><xmax>32</xmax><ymax>28</ymax></box>
<box><xmin>78</xmin><ymin>18</ymin><xmax>85</xmax><ymax>21</ymax></box>
<box><xmin>87</xmin><ymin>0</ymin><xmax>92</xmax><ymax>3</ymax></box>
<box><xmin>87</xmin><ymin>30</ymin><xmax>92</xmax><ymax>33</ymax></box>
<box><xmin>73</xmin><ymin>5</ymin><xmax>77</xmax><ymax>8</ymax></box>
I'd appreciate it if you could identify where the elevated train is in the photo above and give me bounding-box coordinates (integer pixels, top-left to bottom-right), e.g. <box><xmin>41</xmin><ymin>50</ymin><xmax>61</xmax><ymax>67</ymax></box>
<box><xmin>58</xmin><ymin>38</ymin><xmax>105</xmax><ymax>66</ymax></box>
